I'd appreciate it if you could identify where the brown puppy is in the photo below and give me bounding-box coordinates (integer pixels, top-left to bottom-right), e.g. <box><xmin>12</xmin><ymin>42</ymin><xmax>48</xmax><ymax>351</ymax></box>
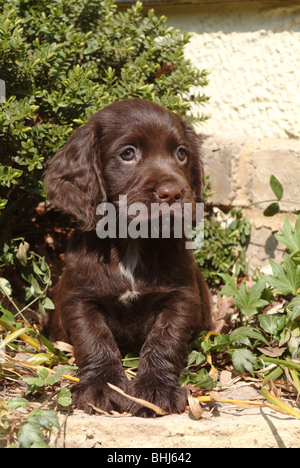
<box><xmin>44</xmin><ymin>99</ymin><xmax>211</xmax><ymax>417</ymax></box>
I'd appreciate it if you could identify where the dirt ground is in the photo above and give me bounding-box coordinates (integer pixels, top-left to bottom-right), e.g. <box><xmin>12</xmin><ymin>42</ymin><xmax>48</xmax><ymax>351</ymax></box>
<box><xmin>50</xmin><ymin>384</ymin><xmax>300</xmax><ymax>448</ymax></box>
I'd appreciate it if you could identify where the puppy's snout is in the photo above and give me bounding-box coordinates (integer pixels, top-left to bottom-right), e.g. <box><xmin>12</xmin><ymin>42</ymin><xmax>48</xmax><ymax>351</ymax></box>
<box><xmin>156</xmin><ymin>185</ymin><xmax>182</xmax><ymax>205</ymax></box>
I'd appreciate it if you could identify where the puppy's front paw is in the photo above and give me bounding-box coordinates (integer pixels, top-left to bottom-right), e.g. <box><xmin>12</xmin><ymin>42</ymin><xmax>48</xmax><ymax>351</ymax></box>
<box><xmin>127</xmin><ymin>378</ymin><xmax>187</xmax><ymax>417</ymax></box>
<box><xmin>72</xmin><ymin>375</ymin><xmax>128</xmax><ymax>414</ymax></box>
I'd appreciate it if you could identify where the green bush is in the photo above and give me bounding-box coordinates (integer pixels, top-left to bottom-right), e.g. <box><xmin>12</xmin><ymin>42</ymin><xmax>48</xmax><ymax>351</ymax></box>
<box><xmin>194</xmin><ymin>207</ymin><xmax>251</xmax><ymax>287</ymax></box>
<box><xmin>0</xmin><ymin>0</ymin><xmax>208</xmax><ymax>313</ymax></box>
<box><xmin>183</xmin><ymin>214</ymin><xmax>300</xmax><ymax>414</ymax></box>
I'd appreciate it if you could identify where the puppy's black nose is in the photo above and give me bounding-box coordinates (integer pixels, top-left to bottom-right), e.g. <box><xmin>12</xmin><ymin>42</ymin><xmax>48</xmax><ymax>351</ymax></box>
<box><xmin>156</xmin><ymin>185</ymin><xmax>182</xmax><ymax>204</ymax></box>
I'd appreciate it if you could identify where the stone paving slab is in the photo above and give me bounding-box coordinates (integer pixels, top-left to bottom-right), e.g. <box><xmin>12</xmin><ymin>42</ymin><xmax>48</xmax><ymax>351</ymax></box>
<box><xmin>51</xmin><ymin>386</ymin><xmax>300</xmax><ymax>448</ymax></box>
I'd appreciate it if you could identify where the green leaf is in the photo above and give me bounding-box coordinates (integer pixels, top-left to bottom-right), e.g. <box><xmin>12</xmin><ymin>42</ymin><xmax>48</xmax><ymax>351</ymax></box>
<box><xmin>275</xmin><ymin>216</ymin><xmax>300</xmax><ymax>254</ymax></box>
<box><xmin>270</xmin><ymin>175</ymin><xmax>283</xmax><ymax>200</ymax></box>
<box><xmin>187</xmin><ymin>350</ymin><xmax>205</xmax><ymax>367</ymax></box>
<box><xmin>286</xmin><ymin>296</ymin><xmax>300</xmax><ymax>321</ymax></box>
<box><xmin>234</xmin><ymin>281</ymin><xmax>269</xmax><ymax>317</ymax></box>
<box><xmin>18</xmin><ymin>422</ymin><xmax>44</xmax><ymax>448</ymax></box>
<box><xmin>268</xmin><ymin>256</ymin><xmax>300</xmax><ymax>295</ymax></box>
<box><xmin>0</xmin><ymin>198</ymin><xmax>8</xmax><ymax>210</ymax></box>
<box><xmin>0</xmin><ymin>277</ymin><xmax>12</xmax><ymax>297</ymax></box>
<box><xmin>7</xmin><ymin>396</ymin><xmax>27</xmax><ymax>411</ymax></box>
<box><xmin>28</xmin><ymin>409</ymin><xmax>60</xmax><ymax>432</ymax></box>
<box><xmin>122</xmin><ymin>353</ymin><xmax>139</xmax><ymax>368</ymax></box>
<box><xmin>29</xmin><ymin>276</ymin><xmax>43</xmax><ymax>295</ymax></box>
<box><xmin>218</xmin><ymin>273</ymin><xmax>239</xmax><ymax>297</ymax></box>
<box><xmin>232</xmin><ymin>348</ymin><xmax>257</xmax><ymax>376</ymax></box>
<box><xmin>27</xmin><ymin>353</ymin><xmax>52</xmax><ymax>366</ymax></box>
<box><xmin>258</xmin><ymin>313</ymin><xmax>286</xmax><ymax>336</ymax></box>
<box><xmin>46</xmin><ymin>365</ymin><xmax>75</xmax><ymax>385</ymax></box>
<box><xmin>30</xmin><ymin>441</ymin><xmax>50</xmax><ymax>448</ymax></box>
<box><xmin>263</xmin><ymin>202</ymin><xmax>280</xmax><ymax>217</ymax></box>
<box><xmin>180</xmin><ymin>368</ymin><xmax>216</xmax><ymax>389</ymax></box>
<box><xmin>57</xmin><ymin>388</ymin><xmax>72</xmax><ymax>407</ymax></box>
<box><xmin>230</xmin><ymin>326</ymin><xmax>269</xmax><ymax>346</ymax></box>
<box><xmin>41</xmin><ymin>297</ymin><xmax>55</xmax><ymax>310</ymax></box>
<box><xmin>16</xmin><ymin>241</ymin><xmax>29</xmax><ymax>266</ymax></box>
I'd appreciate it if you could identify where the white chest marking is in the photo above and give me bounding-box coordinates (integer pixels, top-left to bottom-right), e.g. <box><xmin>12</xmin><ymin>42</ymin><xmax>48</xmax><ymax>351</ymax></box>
<box><xmin>118</xmin><ymin>241</ymin><xmax>141</xmax><ymax>305</ymax></box>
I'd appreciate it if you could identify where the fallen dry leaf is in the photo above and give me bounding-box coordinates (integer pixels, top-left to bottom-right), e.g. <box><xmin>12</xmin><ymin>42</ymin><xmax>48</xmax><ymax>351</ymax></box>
<box><xmin>257</xmin><ymin>346</ymin><xmax>286</xmax><ymax>357</ymax></box>
<box><xmin>107</xmin><ymin>383</ymin><xmax>168</xmax><ymax>416</ymax></box>
<box><xmin>188</xmin><ymin>395</ymin><xmax>204</xmax><ymax>420</ymax></box>
<box><xmin>219</xmin><ymin>370</ymin><xmax>233</xmax><ymax>386</ymax></box>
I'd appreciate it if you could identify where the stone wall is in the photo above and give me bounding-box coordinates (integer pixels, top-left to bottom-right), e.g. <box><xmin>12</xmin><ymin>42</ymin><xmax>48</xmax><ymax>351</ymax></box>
<box><xmin>202</xmin><ymin>136</ymin><xmax>300</xmax><ymax>270</ymax></box>
<box><xmin>154</xmin><ymin>0</ymin><xmax>300</xmax><ymax>140</ymax></box>
<box><xmin>151</xmin><ymin>0</ymin><xmax>300</xmax><ymax>270</ymax></box>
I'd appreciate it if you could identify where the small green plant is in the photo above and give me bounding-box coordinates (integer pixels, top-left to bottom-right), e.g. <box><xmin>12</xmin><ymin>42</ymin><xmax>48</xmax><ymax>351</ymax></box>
<box><xmin>1</xmin><ymin>398</ymin><xmax>60</xmax><ymax>448</ymax></box>
<box><xmin>194</xmin><ymin>208</ymin><xmax>251</xmax><ymax>287</ymax></box>
<box><xmin>184</xmin><ymin>214</ymin><xmax>300</xmax><ymax>415</ymax></box>
<box><xmin>248</xmin><ymin>174</ymin><xmax>299</xmax><ymax>217</ymax></box>
<box><xmin>0</xmin><ymin>311</ymin><xmax>74</xmax><ymax>447</ymax></box>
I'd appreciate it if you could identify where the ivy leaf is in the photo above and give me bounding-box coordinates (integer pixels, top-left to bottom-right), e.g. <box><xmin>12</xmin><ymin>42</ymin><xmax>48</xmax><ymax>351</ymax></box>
<box><xmin>232</xmin><ymin>348</ymin><xmax>257</xmax><ymax>376</ymax></box>
<box><xmin>187</xmin><ymin>350</ymin><xmax>205</xmax><ymax>367</ymax></box>
<box><xmin>7</xmin><ymin>396</ymin><xmax>27</xmax><ymax>411</ymax></box>
<box><xmin>18</xmin><ymin>422</ymin><xmax>44</xmax><ymax>448</ymax></box>
<box><xmin>28</xmin><ymin>409</ymin><xmax>60</xmax><ymax>432</ymax></box>
<box><xmin>270</xmin><ymin>175</ymin><xmax>283</xmax><ymax>200</ymax></box>
<box><xmin>179</xmin><ymin>369</ymin><xmax>216</xmax><ymax>389</ymax></box>
<box><xmin>57</xmin><ymin>388</ymin><xmax>72</xmax><ymax>407</ymax></box>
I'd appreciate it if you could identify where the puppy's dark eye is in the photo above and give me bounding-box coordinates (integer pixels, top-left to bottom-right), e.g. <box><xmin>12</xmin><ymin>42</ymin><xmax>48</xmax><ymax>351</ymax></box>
<box><xmin>177</xmin><ymin>147</ymin><xmax>188</xmax><ymax>163</ymax></box>
<box><xmin>120</xmin><ymin>147</ymin><xmax>136</xmax><ymax>162</ymax></box>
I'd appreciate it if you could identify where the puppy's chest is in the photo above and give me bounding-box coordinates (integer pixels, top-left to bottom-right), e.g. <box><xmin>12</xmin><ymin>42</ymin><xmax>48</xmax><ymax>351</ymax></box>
<box><xmin>117</xmin><ymin>256</ymin><xmax>143</xmax><ymax>306</ymax></box>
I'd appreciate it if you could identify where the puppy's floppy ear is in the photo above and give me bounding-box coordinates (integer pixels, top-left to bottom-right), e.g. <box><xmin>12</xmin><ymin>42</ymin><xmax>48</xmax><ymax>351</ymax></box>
<box><xmin>44</xmin><ymin>117</ymin><xmax>106</xmax><ymax>230</ymax></box>
<box><xmin>184</xmin><ymin>124</ymin><xmax>204</xmax><ymax>203</ymax></box>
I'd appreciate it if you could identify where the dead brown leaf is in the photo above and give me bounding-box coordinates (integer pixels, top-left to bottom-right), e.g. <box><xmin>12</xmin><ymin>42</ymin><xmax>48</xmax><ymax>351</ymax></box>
<box><xmin>188</xmin><ymin>395</ymin><xmax>204</xmax><ymax>420</ymax></box>
<box><xmin>107</xmin><ymin>383</ymin><xmax>168</xmax><ymax>416</ymax></box>
<box><xmin>257</xmin><ymin>346</ymin><xmax>286</xmax><ymax>357</ymax></box>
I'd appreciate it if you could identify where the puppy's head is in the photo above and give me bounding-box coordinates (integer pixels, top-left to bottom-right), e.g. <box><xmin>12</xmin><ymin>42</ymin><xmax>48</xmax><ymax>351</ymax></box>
<box><xmin>45</xmin><ymin>99</ymin><xmax>203</xmax><ymax>231</ymax></box>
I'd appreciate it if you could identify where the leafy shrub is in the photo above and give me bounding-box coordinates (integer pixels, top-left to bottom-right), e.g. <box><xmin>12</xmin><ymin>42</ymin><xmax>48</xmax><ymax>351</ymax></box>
<box><xmin>0</xmin><ymin>0</ymin><xmax>208</xmax><ymax>316</ymax></box>
<box><xmin>194</xmin><ymin>175</ymin><xmax>251</xmax><ymax>287</ymax></box>
<box><xmin>0</xmin><ymin>0</ymin><xmax>210</xmax><ymax>446</ymax></box>
<box><xmin>194</xmin><ymin>207</ymin><xmax>251</xmax><ymax>287</ymax></box>
<box><xmin>184</xmin><ymin>214</ymin><xmax>300</xmax><ymax>414</ymax></box>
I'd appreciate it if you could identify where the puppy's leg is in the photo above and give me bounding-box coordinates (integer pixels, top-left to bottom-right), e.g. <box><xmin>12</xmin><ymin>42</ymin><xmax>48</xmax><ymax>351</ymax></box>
<box><xmin>128</xmin><ymin>298</ymin><xmax>201</xmax><ymax>417</ymax></box>
<box><xmin>62</xmin><ymin>301</ymin><xmax>128</xmax><ymax>414</ymax></box>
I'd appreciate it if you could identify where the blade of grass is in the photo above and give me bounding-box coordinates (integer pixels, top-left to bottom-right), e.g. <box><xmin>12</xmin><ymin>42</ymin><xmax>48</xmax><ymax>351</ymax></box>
<box><xmin>286</xmin><ymin>357</ymin><xmax>300</xmax><ymax>395</ymax></box>
<box><xmin>261</xmin><ymin>386</ymin><xmax>300</xmax><ymax>419</ymax></box>
<box><xmin>3</xmin><ymin>354</ymin><xmax>79</xmax><ymax>383</ymax></box>
<box><xmin>262</xmin><ymin>365</ymin><xmax>284</xmax><ymax>386</ymax></box>
<box><xmin>0</xmin><ymin>327</ymin><xmax>33</xmax><ymax>349</ymax></box>
<box><xmin>260</xmin><ymin>355</ymin><xmax>300</xmax><ymax>372</ymax></box>
<box><xmin>197</xmin><ymin>395</ymin><xmax>292</xmax><ymax>416</ymax></box>
<box><xmin>0</xmin><ymin>319</ymin><xmax>40</xmax><ymax>350</ymax></box>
